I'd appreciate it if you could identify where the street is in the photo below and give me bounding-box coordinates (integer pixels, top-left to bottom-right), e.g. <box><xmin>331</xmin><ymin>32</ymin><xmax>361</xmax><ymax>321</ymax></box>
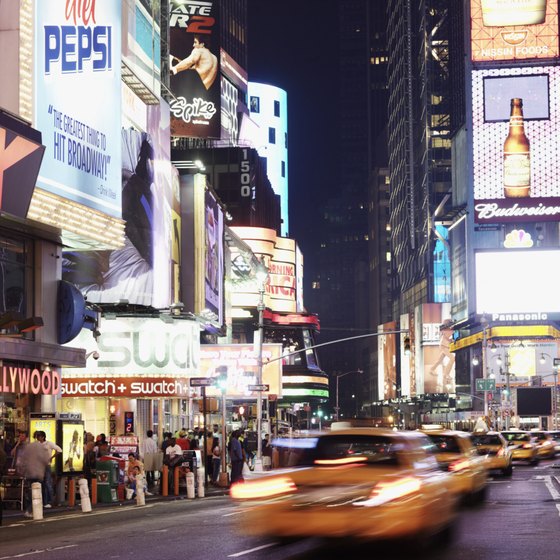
<box><xmin>1</xmin><ymin>460</ymin><xmax>559</xmax><ymax>560</ymax></box>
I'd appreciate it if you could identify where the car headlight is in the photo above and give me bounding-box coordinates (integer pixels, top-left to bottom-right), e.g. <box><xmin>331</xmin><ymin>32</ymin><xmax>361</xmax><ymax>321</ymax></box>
<box><xmin>230</xmin><ymin>476</ymin><xmax>297</xmax><ymax>500</ymax></box>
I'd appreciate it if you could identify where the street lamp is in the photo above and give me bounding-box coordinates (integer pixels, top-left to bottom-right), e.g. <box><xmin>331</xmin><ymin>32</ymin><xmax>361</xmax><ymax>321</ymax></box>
<box><xmin>334</xmin><ymin>369</ymin><xmax>363</xmax><ymax>421</ymax></box>
<box><xmin>538</xmin><ymin>353</ymin><xmax>559</xmax><ymax>430</ymax></box>
<box><xmin>254</xmin><ymin>259</ymin><xmax>269</xmax><ymax>473</ymax></box>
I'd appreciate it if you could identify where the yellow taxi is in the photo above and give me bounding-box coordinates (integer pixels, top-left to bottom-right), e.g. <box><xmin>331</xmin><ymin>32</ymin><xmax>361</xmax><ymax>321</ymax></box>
<box><xmin>230</xmin><ymin>428</ymin><xmax>459</xmax><ymax>545</ymax></box>
<box><xmin>419</xmin><ymin>426</ymin><xmax>488</xmax><ymax>503</ymax></box>
<box><xmin>530</xmin><ymin>430</ymin><xmax>556</xmax><ymax>459</ymax></box>
<box><xmin>469</xmin><ymin>431</ymin><xmax>513</xmax><ymax>476</ymax></box>
<box><xmin>501</xmin><ymin>430</ymin><xmax>539</xmax><ymax>465</ymax></box>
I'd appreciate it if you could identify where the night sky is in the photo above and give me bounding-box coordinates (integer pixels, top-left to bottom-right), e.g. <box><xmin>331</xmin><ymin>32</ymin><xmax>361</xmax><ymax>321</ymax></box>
<box><xmin>247</xmin><ymin>0</ymin><xmax>340</xmax><ymax>263</ymax></box>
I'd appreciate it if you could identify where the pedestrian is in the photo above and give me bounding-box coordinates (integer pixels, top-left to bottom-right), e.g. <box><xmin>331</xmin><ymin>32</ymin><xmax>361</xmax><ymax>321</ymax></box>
<box><xmin>211</xmin><ymin>438</ymin><xmax>221</xmax><ymax>485</ymax></box>
<box><xmin>34</xmin><ymin>430</ymin><xmax>61</xmax><ymax>508</ymax></box>
<box><xmin>161</xmin><ymin>432</ymin><xmax>173</xmax><ymax>454</ymax></box>
<box><xmin>140</xmin><ymin>430</ymin><xmax>159</xmax><ymax>489</ymax></box>
<box><xmin>229</xmin><ymin>430</ymin><xmax>244</xmax><ymax>484</ymax></box>
<box><xmin>20</xmin><ymin>438</ymin><xmax>51</xmax><ymax>518</ymax></box>
<box><xmin>11</xmin><ymin>430</ymin><xmax>29</xmax><ymax>476</ymax></box>
<box><xmin>205</xmin><ymin>430</ymin><xmax>214</xmax><ymax>483</ymax></box>
<box><xmin>83</xmin><ymin>440</ymin><xmax>96</xmax><ymax>493</ymax></box>
<box><xmin>94</xmin><ymin>433</ymin><xmax>109</xmax><ymax>458</ymax></box>
<box><xmin>0</xmin><ymin>440</ymin><xmax>7</xmax><ymax>525</ymax></box>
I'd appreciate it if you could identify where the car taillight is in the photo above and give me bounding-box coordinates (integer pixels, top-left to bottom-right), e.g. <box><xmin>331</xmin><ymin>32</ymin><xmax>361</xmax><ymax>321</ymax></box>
<box><xmin>314</xmin><ymin>456</ymin><xmax>368</xmax><ymax>466</ymax></box>
<box><xmin>497</xmin><ymin>448</ymin><xmax>505</xmax><ymax>457</ymax></box>
<box><xmin>230</xmin><ymin>476</ymin><xmax>297</xmax><ymax>500</ymax></box>
<box><xmin>448</xmin><ymin>458</ymin><xmax>470</xmax><ymax>472</ymax></box>
<box><xmin>522</xmin><ymin>443</ymin><xmax>533</xmax><ymax>449</ymax></box>
<box><xmin>354</xmin><ymin>476</ymin><xmax>421</xmax><ymax>507</ymax></box>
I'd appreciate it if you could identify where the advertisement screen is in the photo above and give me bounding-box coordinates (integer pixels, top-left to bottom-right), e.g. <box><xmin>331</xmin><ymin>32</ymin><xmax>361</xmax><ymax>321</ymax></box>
<box><xmin>60</xmin><ymin>421</ymin><xmax>84</xmax><ymax>474</ymax></box>
<box><xmin>205</xmin><ymin>190</ymin><xmax>224</xmax><ymax>322</ymax></box>
<box><xmin>475</xmin><ymin>249</ymin><xmax>560</xmax><ymax>314</ymax></box>
<box><xmin>34</xmin><ymin>0</ymin><xmax>122</xmax><ymax>217</ymax></box>
<box><xmin>378</xmin><ymin>322</ymin><xmax>397</xmax><ymax>401</ymax></box>
<box><xmin>169</xmin><ymin>0</ymin><xmax>221</xmax><ymax>137</ymax></box>
<box><xmin>470</xmin><ymin>0</ymin><xmax>559</xmax><ymax>62</ymax></box>
<box><xmin>473</xmin><ymin>66</ymin><xmax>560</xmax><ymax>223</ymax></box>
<box><xmin>517</xmin><ymin>387</ymin><xmax>552</xmax><ymax>415</ymax></box>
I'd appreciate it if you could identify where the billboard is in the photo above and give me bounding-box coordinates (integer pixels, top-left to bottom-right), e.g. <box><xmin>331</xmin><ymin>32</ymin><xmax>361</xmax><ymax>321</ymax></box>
<box><xmin>475</xmin><ymin>249</ymin><xmax>560</xmax><ymax>315</ymax></box>
<box><xmin>517</xmin><ymin>387</ymin><xmax>552</xmax><ymax>415</ymax></box>
<box><xmin>34</xmin><ymin>0</ymin><xmax>122</xmax><ymax>217</ymax></box>
<box><xmin>205</xmin><ymin>190</ymin><xmax>224</xmax><ymax>322</ymax></box>
<box><xmin>169</xmin><ymin>0</ymin><xmax>221</xmax><ymax>137</ymax></box>
<box><xmin>473</xmin><ymin>66</ymin><xmax>560</xmax><ymax>223</ymax></box>
<box><xmin>416</xmin><ymin>303</ymin><xmax>456</xmax><ymax>394</ymax></box>
<box><xmin>378</xmin><ymin>322</ymin><xmax>397</xmax><ymax>401</ymax></box>
<box><xmin>471</xmin><ymin>0</ymin><xmax>559</xmax><ymax>62</ymax></box>
<box><xmin>59</xmin><ymin>420</ymin><xmax>84</xmax><ymax>474</ymax></box>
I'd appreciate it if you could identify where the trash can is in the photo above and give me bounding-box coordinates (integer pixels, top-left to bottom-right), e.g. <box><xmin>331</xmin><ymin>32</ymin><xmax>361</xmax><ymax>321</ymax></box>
<box><xmin>96</xmin><ymin>460</ymin><xmax>119</xmax><ymax>503</ymax></box>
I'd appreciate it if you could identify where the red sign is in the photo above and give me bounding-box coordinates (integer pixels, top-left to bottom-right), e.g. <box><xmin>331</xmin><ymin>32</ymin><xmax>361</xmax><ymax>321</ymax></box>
<box><xmin>61</xmin><ymin>377</ymin><xmax>195</xmax><ymax>398</ymax></box>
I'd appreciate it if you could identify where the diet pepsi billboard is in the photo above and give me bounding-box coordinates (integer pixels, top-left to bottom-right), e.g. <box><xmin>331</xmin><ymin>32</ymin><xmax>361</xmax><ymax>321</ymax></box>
<box><xmin>34</xmin><ymin>0</ymin><xmax>122</xmax><ymax>218</ymax></box>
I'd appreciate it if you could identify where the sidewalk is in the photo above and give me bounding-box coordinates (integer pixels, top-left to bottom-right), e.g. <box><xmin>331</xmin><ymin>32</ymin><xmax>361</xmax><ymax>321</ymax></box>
<box><xmin>0</xmin><ymin>482</ymin><xmax>230</xmax><ymax>524</ymax></box>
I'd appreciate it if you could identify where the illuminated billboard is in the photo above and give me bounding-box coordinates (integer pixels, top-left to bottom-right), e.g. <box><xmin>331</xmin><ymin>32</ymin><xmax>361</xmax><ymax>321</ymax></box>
<box><xmin>205</xmin><ymin>190</ymin><xmax>224</xmax><ymax>322</ymax></box>
<box><xmin>59</xmin><ymin>420</ymin><xmax>84</xmax><ymax>474</ymax></box>
<box><xmin>471</xmin><ymin>0</ymin><xmax>559</xmax><ymax>62</ymax></box>
<box><xmin>475</xmin><ymin>249</ymin><xmax>560</xmax><ymax>314</ymax></box>
<box><xmin>415</xmin><ymin>303</ymin><xmax>456</xmax><ymax>395</ymax></box>
<box><xmin>34</xmin><ymin>0</ymin><xmax>122</xmax><ymax>217</ymax></box>
<box><xmin>169</xmin><ymin>0</ymin><xmax>221</xmax><ymax>138</ymax></box>
<box><xmin>473</xmin><ymin>66</ymin><xmax>560</xmax><ymax>223</ymax></box>
<box><xmin>377</xmin><ymin>322</ymin><xmax>397</xmax><ymax>401</ymax></box>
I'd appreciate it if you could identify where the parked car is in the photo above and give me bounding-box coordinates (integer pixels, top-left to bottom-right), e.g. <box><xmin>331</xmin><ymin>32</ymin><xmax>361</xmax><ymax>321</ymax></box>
<box><xmin>470</xmin><ymin>431</ymin><xmax>513</xmax><ymax>476</ymax></box>
<box><xmin>230</xmin><ymin>428</ymin><xmax>459</xmax><ymax>546</ymax></box>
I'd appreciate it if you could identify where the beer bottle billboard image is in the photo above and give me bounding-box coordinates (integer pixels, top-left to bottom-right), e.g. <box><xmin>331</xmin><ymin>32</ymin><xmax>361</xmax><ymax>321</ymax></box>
<box><xmin>503</xmin><ymin>98</ymin><xmax>531</xmax><ymax>197</ymax></box>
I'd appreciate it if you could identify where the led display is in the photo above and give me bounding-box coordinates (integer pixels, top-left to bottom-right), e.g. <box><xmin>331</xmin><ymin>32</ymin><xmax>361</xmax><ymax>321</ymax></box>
<box><xmin>473</xmin><ymin>66</ymin><xmax>560</xmax><ymax>223</ymax></box>
<box><xmin>475</xmin><ymin>250</ymin><xmax>560</xmax><ymax>314</ymax></box>
<box><xmin>471</xmin><ymin>0</ymin><xmax>559</xmax><ymax>62</ymax></box>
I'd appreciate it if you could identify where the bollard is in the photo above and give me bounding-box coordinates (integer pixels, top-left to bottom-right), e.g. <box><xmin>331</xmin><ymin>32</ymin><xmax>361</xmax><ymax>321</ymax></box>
<box><xmin>78</xmin><ymin>478</ymin><xmax>92</xmax><ymax>513</ymax></box>
<box><xmin>68</xmin><ymin>479</ymin><xmax>76</xmax><ymax>507</ymax></box>
<box><xmin>135</xmin><ymin>474</ymin><xmax>145</xmax><ymax>506</ymax></box>
<box><xmin>91</xmin><ymin>478</ymin><xmax>98</xmax><ymax>505</ymax></box>
<box><xmin>31</xmin><ymin>482</ymin><xmax>43</xmax><ymax>520</ymax></box>
<box><xmin>161</xmin><ymin>465</ymin><xmax>169</xmax><ymax>496</ymax></box>
<box><xmin>173</xmin><ymin>467</ymin><xmax>180</xmax><ymax>496</ymax></box>
<box><xmin>196</xmin><ymin>467</ymin><xmax>205</xmax><ymax>498</ymax></box>
<box><xmin>186</xmin><ymin>471</ymin><xmax>195</xmax><ymax>499</ymax></box>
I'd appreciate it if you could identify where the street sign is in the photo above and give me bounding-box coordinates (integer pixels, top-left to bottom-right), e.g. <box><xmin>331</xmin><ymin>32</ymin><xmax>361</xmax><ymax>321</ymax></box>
<box><xmin>475</xmin><ymin>378</ymin><xmax>496</xmax><ymax>392</ymax></box>
<box><xmin>248</xmin><ymin>384</ymin><xmax>269</xmax><ymax>391</ymax></box>
<box><xmin>190</xmin><ymin>377</ymin><xmax>215</xmax><ymax>387</ymax></box>
<box><xmin>554</xmin><ymin>358</ymin><xmax>560</xmax><ymax>367</ymax></box>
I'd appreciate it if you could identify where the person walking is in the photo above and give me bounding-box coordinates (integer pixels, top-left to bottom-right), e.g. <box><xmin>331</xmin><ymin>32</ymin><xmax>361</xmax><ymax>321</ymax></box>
<box><xmin>35</xmin><ymin>431</ymin><xmax>61</xmax><ymax>508</ymax></box>
<box><xmin>229</xmin><ymin>430</ymin><xmax>244</xmax><ymax>484</ymax></box>
<box><xmin>140</xmin><ymin>430</ymin><xmax>159</xmax><ymax>489</ymax></box>
<box><xmin>0</xmin><ymin>441</ymin><xmax>7</xmax><ymax>525</ymax></box>
<box><xmin>20</xmin><ymin>438</ymin><xmax>51</xmax><ymax>518</ymax></box>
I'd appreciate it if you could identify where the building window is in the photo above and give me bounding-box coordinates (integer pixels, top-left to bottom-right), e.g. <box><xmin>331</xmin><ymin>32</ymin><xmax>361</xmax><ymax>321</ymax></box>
<box><xmin>274</xmin><ymin>100</ymin><xmax>280</xmax><ymax>117</ymax></box>
<box><xmin>269</xmin><ymin>127</ymin><xmax>276</xmax><ymax>144</ymax></box>
<box><xmin>281</xmin><ymin>161</ymin><xmax>286</xmax><ymax>177</ymax></box>
<box><xmin>250</xmin><ymin>96</ymin><xmax>260</xmax><ymax>113</ymax></box>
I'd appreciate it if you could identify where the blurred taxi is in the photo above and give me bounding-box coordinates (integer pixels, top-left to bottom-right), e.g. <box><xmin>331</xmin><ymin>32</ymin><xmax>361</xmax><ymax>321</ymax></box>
<box><xmin>469</xmin><ymin>431</ymin><xmax>513</xmax><ymax>476</ymax></box>
<box><xmin>547</xmin><ymin>431</ymin><xmax>560</xmax><ymax>454</ymax></box>
<box><xmin>230</xmin><ymin>428</ymin><xmax>459</xmax><ymax>544</ymax></box>
<box><xmin>419</xmin><ymin>426</ymin><xmax>488</xmax><ymax>503</ymax></box>
<box><xmin>530</xmin><ymin>430</ymin><xmax>556</xmax><ymax>459</ymax></box>
<box><xmin>501</xmin><ymin>430</ymin><xmax>539</xmax><ymax>465</ymax></box>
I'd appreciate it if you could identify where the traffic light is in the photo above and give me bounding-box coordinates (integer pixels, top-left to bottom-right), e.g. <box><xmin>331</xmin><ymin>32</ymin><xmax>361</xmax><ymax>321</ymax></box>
<box><xmin>403</xmin><ymin>336</ymin><xmax>411</xmax><ymax>356</ymax></box>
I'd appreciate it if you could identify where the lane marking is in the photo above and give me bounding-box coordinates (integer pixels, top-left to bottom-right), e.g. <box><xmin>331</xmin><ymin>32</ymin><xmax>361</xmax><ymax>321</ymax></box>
<box><xmin>228</xmin><ymin>543</ymin><xmax>277</xmax><ymax>557</ymax></box>
<box><xmin>0</xmin><ymin>544</ymin><xmax>77</xmax><ymax>559</ymax></box>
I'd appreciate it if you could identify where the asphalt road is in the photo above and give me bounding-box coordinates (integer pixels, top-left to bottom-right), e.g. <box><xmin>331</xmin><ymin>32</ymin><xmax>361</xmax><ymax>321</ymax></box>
<box><xmin>1</xmin><ymin>460</ymin><xmax>559</xmax><ymax>560</ymax></box>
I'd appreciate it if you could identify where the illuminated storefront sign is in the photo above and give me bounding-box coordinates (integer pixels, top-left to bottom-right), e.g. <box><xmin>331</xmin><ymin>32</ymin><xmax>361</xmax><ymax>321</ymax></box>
<box><xmin>473</xmin><ymin>66</ymin><xmax>560</xmax><ymax>223</ymax></box>
<box><xmin>1</xmin><ymin>365</ymin><xmax>61</xmax><ymax>395</ymax></box>
<box><xmin>169</xmin><ymin>0</ymin><xmax>221</xmax><ymax>138</ymax></box>
<box><xmin>63</xmin><ymin>318</ymin><xmax>200</xmax><ymax>377</ymax></box>
<box><xmin>471</xmin><ymin>0</ymin><xmax>559</xmax><ymax>62</ymax></box>
<box><xmin>34</xmin><ymin>0</ymin><xmax>122</xmax><ymax>217</ymax></box>
<box><xmin>62</xmin><ymin>377</ymin><xmax>194</xmax><ymax>397</ymax></box>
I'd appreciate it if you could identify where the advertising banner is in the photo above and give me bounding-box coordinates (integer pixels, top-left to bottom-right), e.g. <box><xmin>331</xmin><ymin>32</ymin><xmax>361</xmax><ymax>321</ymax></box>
<box><xmin>59</xmin><ymin>420</ymin><xmax>84</xmax><ymax>474</ymax></box>
<box><xmin>417</xmin><ymin>303</ymin><xmax>456</xmax><ymax>395</ymax></box>
<box><xmin>198</xmin><ymin>344</ymin><xmax>283</xmax><ymax>398</ymax></box>
<box><xmin>472</xmin><ymin>66</ymin><xmax>560</xmax><ymax>223</ymax></box>
<box><xmin>471</xmin><ymin>0</ymin><xmax>559</xmax><ymax>62</ymax></box>
<box><xmin>377</xmin><ymin>322</ymin><xmax>397</xmax><ymax>401</ymax></box>
<box><xmin>34</xmin><ymin>0</ymin><xmax>122</xmax><ymax>217</ymax></box>
<box><xmin>205</xmin><ymin>190</ymin><xmax>224</xmax><ymax>322</ymax></box>
<box><xmin>169</xmin><ymin>0</ymin><xmax>221</xmax><ymax>137</ymax></box>
<box><xmin>1</xmin><ymin>365</ymin><xmax>60</xmax><ymax>395</ymax></box>
<box><xmin>399</xmin><ymin>313</ymin><xmax>415</xmax><ymax>398</ymax></box>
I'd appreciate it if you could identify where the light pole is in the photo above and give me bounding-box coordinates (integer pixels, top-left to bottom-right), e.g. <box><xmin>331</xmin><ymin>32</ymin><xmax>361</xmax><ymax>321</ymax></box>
<box><xmin>254</xmin><ymin>259</ymin><xmax>268</xmax><ymax>473</ymax></box>
<box><xmin>493</xmin><ymin>340</ymin><xmax>524</xmax><ymax>430</ymax></box>
<box><xmin>335</xmin><ymin>369</ymin><xmax>363</xmax><ymax>421</ymax></box>
<box><xmin>539</xmin><ymin>353</ymin><xmax>559</xmax><ymax>430</ymax></box>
